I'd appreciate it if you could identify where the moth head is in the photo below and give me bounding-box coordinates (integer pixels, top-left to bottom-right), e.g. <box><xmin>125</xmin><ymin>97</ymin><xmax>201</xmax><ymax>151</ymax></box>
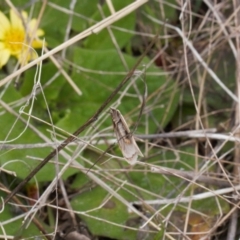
<box><xmin>109</xmin><ymin>108</ymin><xmax>115</xmax><ymax>116</ymax></box>
<box><xmin>109</xmin><ymin>107</ymin><xmax>117</xmax><ymax>112</ymax></box>
<box><xmin>109</xmin><ymin>108</ymin><xmax>120</xmax><ymax>122</ymax></box>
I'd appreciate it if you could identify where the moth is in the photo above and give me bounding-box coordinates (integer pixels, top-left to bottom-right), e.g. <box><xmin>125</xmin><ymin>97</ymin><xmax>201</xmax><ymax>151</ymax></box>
<box><xmin>110</xmin><ymin>108</ymin><xmax>143</xmax><ymax>165</ymax></box>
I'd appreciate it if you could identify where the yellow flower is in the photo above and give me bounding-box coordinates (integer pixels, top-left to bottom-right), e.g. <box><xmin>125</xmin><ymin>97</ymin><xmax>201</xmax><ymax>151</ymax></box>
<box><xmin>0</xmin><ymin>9</ymin><xmax>45</xmax><ymax>68</ymax></box>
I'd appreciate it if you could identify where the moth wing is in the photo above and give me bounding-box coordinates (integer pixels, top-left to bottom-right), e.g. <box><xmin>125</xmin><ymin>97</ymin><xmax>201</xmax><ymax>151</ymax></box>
<box><xmin>118</xmin><ymin>112</ymin><xmax>144</xmax><ymax>159</ymax></box>
<box><xmin>118</xmin><ymin>110</ymin><xmax>131</xmax><ymax>133</ymax></box>
<box><xmin>114</xmin><ymin>132</ymin><xmax>138</xmax><ymax>165</ymax></box>
<box><xmin>113</xmin><ymin>126</ymin><xmax>124</xmax><ymax>145</ymax></box>
<box><xmin>122</xmin><ymin>142</ymin><xmax>139</xmax><ymax>165</ymax></box>
<box><xmin>131</xmin><ymin>137</ymin><xmax>144</xmax><ymax>157</ymax></box>
<box><xmin>111</xmin><ymin>108</ymin><xmax>143</xmax><ymax>165</ymax></box>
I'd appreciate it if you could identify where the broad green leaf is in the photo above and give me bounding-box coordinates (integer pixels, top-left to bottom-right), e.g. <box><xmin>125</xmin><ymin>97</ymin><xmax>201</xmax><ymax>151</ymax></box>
<box><xmin>56</xmin><ymin>47</ymin><xmax>179</xmax><ymax>136</ymax></box>
<box><xmin>0</xmin><ymin>190</ymin><xmax>50</xmax><ymax>239</ymax></box>
<box><xmin>38</xmin><ymin>1</ymin><xmax>70</xmax><ymax>47</ymax></box>
<box><xmin>71</xmin><ymin>180</ymin><xmax>137</xmax><ymax>240</ymax></box>
<box><xmin>0</xmin><ymin>67</ymin><xmax>78</xmax><ymax>182</ymax></box>
<box><xmin>72</xmin><ymin>0</ymin><xmax>99</xmax><ymax>33</ymax></box>
<box><xmin>83</xmin><ymin>0</ymin><xmax>136</xmax><ymax>50</ymax></box>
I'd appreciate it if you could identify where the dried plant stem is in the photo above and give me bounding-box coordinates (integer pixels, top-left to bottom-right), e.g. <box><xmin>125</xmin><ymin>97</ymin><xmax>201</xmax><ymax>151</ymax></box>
<box><xmin>227</xmin><ymin>0</ymin><xmax>240</xmax><ymax>239</ymax></box>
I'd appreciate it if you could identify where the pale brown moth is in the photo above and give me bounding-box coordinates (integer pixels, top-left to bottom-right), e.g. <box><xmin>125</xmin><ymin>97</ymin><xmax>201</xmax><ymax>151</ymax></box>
<box><xmin>110</xmin><ymin>108</ymin><xmax>143</xmax><ymax>165</ymax></box>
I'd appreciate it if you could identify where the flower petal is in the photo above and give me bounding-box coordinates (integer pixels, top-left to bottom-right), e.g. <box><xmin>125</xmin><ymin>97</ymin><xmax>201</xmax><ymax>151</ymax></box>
<box><xmin>31</xmin><ymin>39</ymin><xmax>45</xmax><ymax>48</ymax></box>
<box><xmin>36</xmin><ymin>29</ymin><xmax>44</xmax><ymax>37</ymax></box>
<box><xmin>28</xmin><ymin>19</ymin><xmax>44</xmax><ymax>36</ymax></box>
<box><xmin>17</xmin><ymin>48</ymin><xmax>38</xmax><ymax>66</ymax></box>
<box><xmin>0</xmin><ymin>11</ymin><xmax>10</xmax><ymax>39</ymax></box>
<box><xmin>0</xmin><ymin>9</ymin><xmax>45</xmax><ymax>67</ymax></box>
<box><xmin>0</xmin><ymin>48</ymin><xmax>11</xmax><ymax>68</ymax></box>
<box><xmin>28</xmin><ymin>19</ymin><xmax>37</xmax><ymax>32</ymax></box>
<box><xmin>10</xmin><ymin>9</ymin><xmax>24</xmax><ymax>29</ymax></box>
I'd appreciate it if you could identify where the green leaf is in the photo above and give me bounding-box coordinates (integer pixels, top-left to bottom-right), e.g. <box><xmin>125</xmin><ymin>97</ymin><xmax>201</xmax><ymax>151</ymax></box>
<box><xmin>83</xmin><ymin>0</ymin><xmax>136</xmax><ymax>49</ymax></box>
<box><xmin>71</xmin><ymin>180</ymin><xmax>137</xmax><ymax>240</ymax></box>
<box><xmin>0</xmin><ymin>190</ymin><xmax>50</xmax><ymax>238</ymax></box>
<box><xmin>38</xmin><ymin>1</ymin><xmax>70</xmax><ymax>47</ymax></box>
<box><xmin>72</xmin><ymin>0</ymin><xmax>99</xmax><ymax>33</ymax></box>
<box><xmin>56</xmin><ymin>47</ymin><xmax>179</xmax><ymax>136</ymax></box>
<box><xmin>0</xmin><ymin>71</ymin><xmax>78</xmax><ymax>182</ymax></box>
